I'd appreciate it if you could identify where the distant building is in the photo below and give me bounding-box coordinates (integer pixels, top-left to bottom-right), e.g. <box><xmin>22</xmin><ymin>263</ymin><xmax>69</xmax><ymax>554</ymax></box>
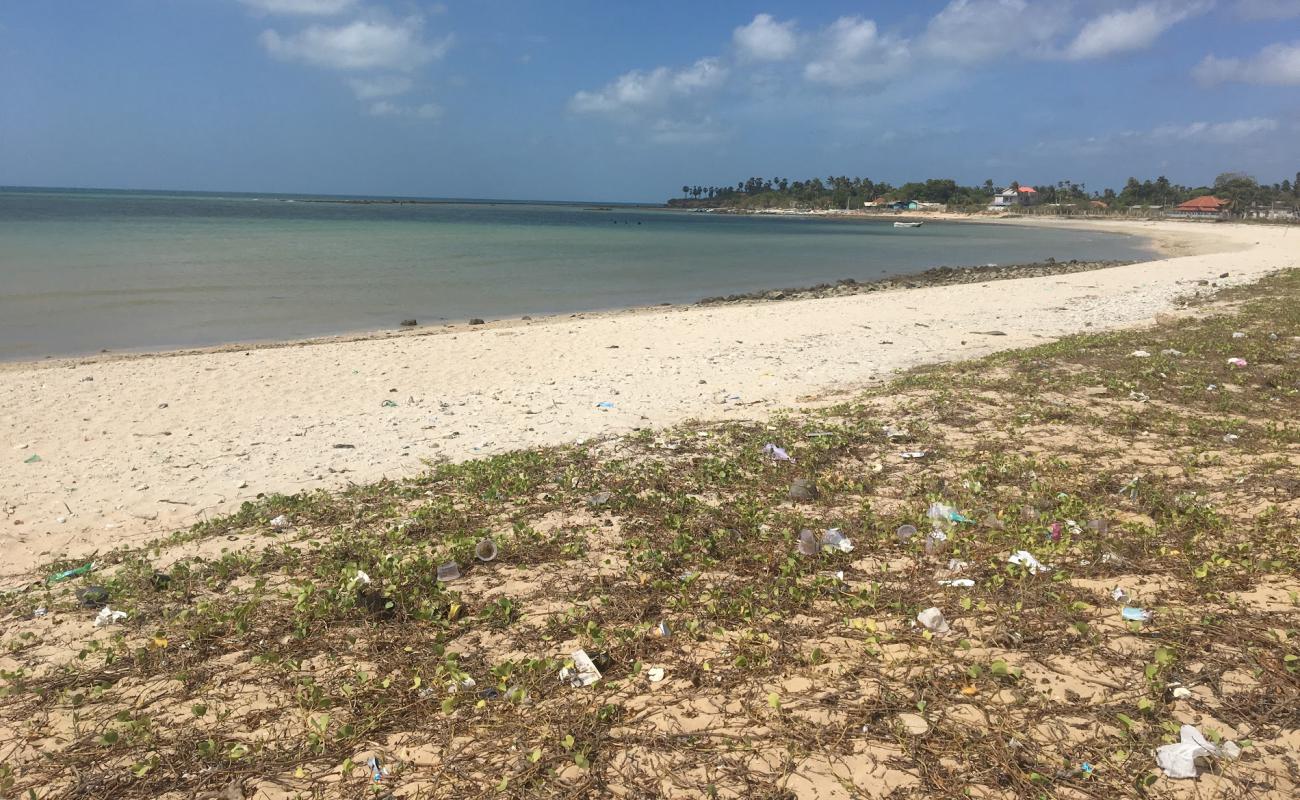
<box><xmin>889</xmin><ymin>200</ymin><xmax>919</xmax><ymax>210</ymax></box>
<box><xmin>1243</xmin><ymin>203</ymin><xmax>1299</xmax><ymax>221</ymax></box>
<box><xmin>989</xmin><ymin>185</ymin><xmax>1038</xmax><ymax>209</ymax></box>
<box><xmin>1168</xmin><ymin>196</ymin><xmax>1228</xmax><ymax>219</ymax></box>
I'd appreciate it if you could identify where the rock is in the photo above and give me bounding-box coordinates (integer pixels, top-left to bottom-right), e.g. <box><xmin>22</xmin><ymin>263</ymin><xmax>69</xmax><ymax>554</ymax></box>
<box><xmin>897</xmin><ymin>712</ymin><xmax>930</xmax><ymax>735</ymax></box>
<box><xmin>789</xmin><ymin>478</ymin><xmax>819</xmax><ymax>501</ymax></box>
<box><xmin>1219</xmin><ymin>272</ymin><xmax>1229</xmax><ymax>278</ymax></box>
<box><xmin>469</xmin><ymin>318</ymin><xmax>486</xmax><ymax>326</ymax></box>
<box><xmin>399</xmin><ymin>319</ymin><xmax>417</xmax><ymax>327</ymax></box>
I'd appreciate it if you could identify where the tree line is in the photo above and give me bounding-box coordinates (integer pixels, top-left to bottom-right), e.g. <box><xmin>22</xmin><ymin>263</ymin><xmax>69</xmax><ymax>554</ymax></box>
<box><xmin>670</xmin><ymin>172</ymin><xmax>1300</xmax><ymax>213</ymax></box>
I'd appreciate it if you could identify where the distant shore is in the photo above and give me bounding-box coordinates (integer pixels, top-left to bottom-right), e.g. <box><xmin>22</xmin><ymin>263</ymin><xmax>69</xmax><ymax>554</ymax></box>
<box><xmin>0</xmin><ymin>218</ymin><xmax>1288</xmax><ymax>578</ymax></box>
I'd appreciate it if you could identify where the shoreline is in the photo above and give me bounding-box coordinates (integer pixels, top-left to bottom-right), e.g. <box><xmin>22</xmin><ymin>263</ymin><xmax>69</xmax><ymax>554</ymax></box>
<box><xmin>1</xmin><ymin>218</ymin><xmax>1291</xmax><ymax>578</ymax></box>
<box><xmin>0</xmin><ymin>215</ymin><xmax>1179</xmax><ymax>371</ymax></box>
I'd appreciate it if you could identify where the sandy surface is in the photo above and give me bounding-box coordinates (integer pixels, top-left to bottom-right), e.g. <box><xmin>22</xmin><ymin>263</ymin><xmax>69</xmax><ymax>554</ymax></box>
<box><xmin>2</xmin><ymin>219</ymin><xmax>1294</xmax><ymax>580</ymax></box>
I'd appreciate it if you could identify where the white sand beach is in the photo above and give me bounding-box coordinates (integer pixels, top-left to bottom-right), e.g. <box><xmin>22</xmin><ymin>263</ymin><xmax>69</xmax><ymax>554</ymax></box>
<box><xmin>2</xmin><ymin>218</ymin><xmax>1294</xmax><ymax>579</ymax></box>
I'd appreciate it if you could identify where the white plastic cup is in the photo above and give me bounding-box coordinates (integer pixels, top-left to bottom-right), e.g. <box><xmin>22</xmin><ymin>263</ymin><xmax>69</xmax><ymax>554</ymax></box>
<box><xmin>475</xmin><ymin>538</ymin><xmax>498</xmax><ymax>562</ymax></box>
<box><xmin>896</xmin><ymin>524</ymin><xmax>918</xmax><ymax>543</ymax></box>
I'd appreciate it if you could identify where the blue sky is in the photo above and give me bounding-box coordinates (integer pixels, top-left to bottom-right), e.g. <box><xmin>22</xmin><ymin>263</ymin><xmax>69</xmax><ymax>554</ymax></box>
<box><xmin>1</xmin><ymin>0</ymin><xmax>1297</xmax><ymax>201</ymax></box>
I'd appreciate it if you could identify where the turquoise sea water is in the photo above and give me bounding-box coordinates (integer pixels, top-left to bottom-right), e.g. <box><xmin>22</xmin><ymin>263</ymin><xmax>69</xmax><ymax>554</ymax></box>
<box><xmin>0</xmin><ymin>188</ymin><xmax>1151</xmax><ymax>359</ymax></box>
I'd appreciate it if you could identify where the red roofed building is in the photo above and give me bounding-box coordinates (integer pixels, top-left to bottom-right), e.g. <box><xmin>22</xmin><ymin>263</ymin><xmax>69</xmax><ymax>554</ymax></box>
<box><xmin>989</xmin><ymin>184</ymin><xmax>1040</xmax><ymax>209</ymax></box>
<box><xmin>1169</xmin><ymin>195</ymin><xmax>1228</xmax><ymax>219</ymax></box>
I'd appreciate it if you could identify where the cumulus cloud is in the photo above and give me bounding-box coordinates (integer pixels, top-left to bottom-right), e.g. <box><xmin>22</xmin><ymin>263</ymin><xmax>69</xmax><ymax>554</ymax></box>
<box><xmin>239</xmin><ymin>0</ymin><xmax>355</xmax><ymax>15</ymax></box>
<box><xmin>1193</xmin><ymin>40</ymin><xmax>1300</xmax><ymax>84</ymax></box>
<box><xmin>1152</xmin><ymin>117</ymin><xmax>1280</xmax><ymax>142</ymax></box>
<box><xmin>569</xmin><ymin>57</ymin><xmax>727</xmax><ymax>114</ymax></box>
<box><xmin>921</xmin><ymin>0</ymin><xmax>1071</xmax><ymax>63</ymax></box>
<box><xmin>803</xmin><ymin>16</ymin><xmax>910</xmax><ymax>87</ymax></box>
<box><xmin>1063</xmin><ymin>1</ymin><xmax>1209</xmax><ymax>60</ymax></box>
<box><xmin>260</xmin><ymin>17</ymin><xmax>452</xmax><ymax>71</ymax></box>
<box><xmin>733</xmin><ymin>13</ymin><xmax>799</xmax><ymax>61</ymax></box>
<box><xmin>1235</xmin><ymin>0</ymin><xmax>1300</xmax><ymax>18</ymax></box>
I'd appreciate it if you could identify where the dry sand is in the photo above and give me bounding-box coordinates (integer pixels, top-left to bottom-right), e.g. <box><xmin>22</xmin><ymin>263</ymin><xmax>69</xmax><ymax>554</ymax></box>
<box><xmin>1</xmin><ymin>218</ymin><xmax>1294</xmax><ymax>580</ymax></box>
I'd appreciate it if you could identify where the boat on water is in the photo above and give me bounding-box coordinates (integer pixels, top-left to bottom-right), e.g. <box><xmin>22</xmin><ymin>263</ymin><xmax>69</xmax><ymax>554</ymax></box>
<box><xmin>893</xmin><ymin>221</ymin><xmax>924</xmax><ymax>228</ymax></box>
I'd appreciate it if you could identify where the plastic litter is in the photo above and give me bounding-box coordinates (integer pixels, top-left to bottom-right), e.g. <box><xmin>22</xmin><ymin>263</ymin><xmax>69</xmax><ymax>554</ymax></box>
<box><xmin>762</xmin><ymin>443</ymin><xmax>792</xmax><ymax>461</ymax></box>
<box><xmin>1111</xmin><ymin>587</ymin><xmax>1130</xmax><ymax>603</ymax></box>
<box><xmin>916</xmin><ymin>607</ymin><xmax>950</xmax><ymax>634</ymax></box>
<box><xmin>352</xmin><ymin>570</ymin><xmax>372</xmax><ymax>586</ymax></box>
<box><xmin>475</xmin><ymin>538</ymin><xmax>498</xmax><ymax>562</ymax></box>
<box><xmin>646</xmin><ymin>667</ymin><xmax>665</xmax><ymax>683</ymax></box>
<box><xmin>587</xmin><ymin>490</ymin><xmax>613</xmax><ymax>508</ymax></box>
<box><xmin>928</xmin><ymin>503</ymin><xmax>974</xmax><ymax>526</ymax></box>
<box><xmin>436</xmin><ymin>562</ymin><xmax>460</xmax><ymax>582</ymax></box>
<box><xmin>33</xmin><ymin>606</ymin><xmax>47</xmax><ymax>618</ymax></box>
<box><xmin>938</xmin><ymin>578</ymin><xmax>975</xmax><ymax>587</ymax></box>
<box><xmin>381</xmin><ymin>399</ymin><xmax>397</xmax><ymax>408</ymax></box>
<box><xmin>23</xmin><ymin>454</ymin><xmax>41</xmax><ymax>464</ymax></box>
<box><xmin>1008</xmin><ymin>550</ymin><xmax>1050</xmax><ymax>574</ymax></box>
<box><xmin>1223</xmin><ymin>433</ymin><xmax>1239</xmax><ymax>444</ymax></box>
<box><xmin>924</xmin><ymin>531</ymin><xmax>949</xmax><ymax>557</ymax></box>
<box><xmin>896</xmin><ymin>524</ymin><xmax>918</xmax><ymax>543</ymax></box>
<box><xmin>94</xmin><ymin>606</ymin><xmax>128</xmax><ymax>626</ymax></box>
<box><xmin>1226</xmin><ymin>357</ymin><xmax>1247</xmax><ymax>367</ymax></box>
<box><xmin>595</xmin><ymin>401</ymin><xmax>615</xmax><ymax>409</ymax></box>
<box><xmin>789</xmin><ymin>478</ymin><xmax>819</xmax><ymax>501</ymax></box>
<box><xmin>946</xmin><ymin>558</ymin><xmax>968</xmax><ymax>572</ymax></box>
<box><xmin>367</xmin><ymin>756</ymin><xmax>388</xmax><ymax>783</ymax></box>
<box><xmin>882</xmin><ymin>425</ymin><xmax>910</xmax><ymax>440</ymax></box>
<box><xmin>1086</xmin><ymin>519</ymin><xmax>1109</xmax><ymax>535</ymax></box>
<box><xmin>899</xmin><ymin>451</ymin><xmax>927</xmax><ymax>459</ymax></box>
<box><xmin>1161</xmin><ymin>348</ymin><xmax>1184</xmax><ymax>356</ymax></box>
<box><xmin>654</xmin><ymin>620</ymin><xmax>671</xmax><ymax>637</ymax></box>
<box><xmin>1130</xmin><ymin>350</ymin><xmax>1151</xmax><ymax>358</ymax></box>
<box><xmin>797</xmin><ymin>529</ymin><xmax>819</xmax><ymax>556</ymax></box>
<box><xmin>1121</xmin><ymin>606</ymin><xmax>1151</xmax><ymax>622</ymax></box>
<box><xmin>559</xmin><ymin>649</ymin><xmax>602</xmax><ymax>687</ymax></box>
<box><xmin>820</xmin><ymin>528</ymin><xmax>854</xmax><ymax>553</ymax></box>
<box><xmin>1232</xmin><ymin>331</ymin><xmax>1246</xmax><ymax>339</ymax></box>
<box><xmin>1156</xmin><ymin>725</ymin><xmax>1240</xmax><ymax>779</ymax></box>
<box><xmin>1171</xmin><ymin>686</ymin><xmax>1193</xmax><ymax>699</ymax></box>
<box><xmin>47</xmin><ymin>562</ymin><xmax>95</xmax><ymax>585</ymax></box>
<box><xmin>269</xmin><ymin>514</ymin><xmax>291</xmax><ymax>530</ymax></box>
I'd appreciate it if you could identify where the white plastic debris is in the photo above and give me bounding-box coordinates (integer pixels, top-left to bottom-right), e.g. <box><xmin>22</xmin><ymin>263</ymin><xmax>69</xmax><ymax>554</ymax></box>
<box><xmin>763</xmin><ymin>443</ymin><xmax>792</xmax><ymax>461</ymax></box>
<box><xmin>797</xmin><ymin>529</ymin><xmax>819</xmax><ymax>556</ymax></box>
<box><xmin>882</xmin><ymin>425</ymin><xmax>910</xmax><ymax>440</ymax></box>
<box><xmin>436</xmin><ymin>562</ymin><xmax>460</xmax><ymax>582</ymax></box>
<box><xmin>646</xmin><ymin>667</ymin><xmax>665</xmax><ymax>683</ymax></box>
<box><xmin>33</xmin><ymin>606</ymin><xmax>47</xmax><ymax>618</ymax></box>
<box><xmin>1227</xmin><ymin>357</ymin><xmax>1248</xmax><ymax>367</ymax></box>
<box><xmin>269</xmin><ymin>514</ymin><xmax>291</xmax><ymax>530</ymax></box>
<box><xmin>1156</xmin><ymin>725</ymin><xmax>1240</xmax><ymax>779</ymax></box>
<box><xmin>938</xmin><ymin>579</ymin><xmax>975</xmax><ymax>588</ymax></box>
<box><xmin>559</xmin><ymin>649</ymin><xmax>602</xmax><ymax>687</ymax></box>
<box><xmin>1223</xmin><ymin>434</ymin><xmax>1239</xmax><ymax>444</ymax></box>
<box><xmin>821</xmin><ymin>528</ymin><xmax>854</xmax><ymax>553</ymax></box>
<box><xmin>916</xmin><ymin>607</ymin><xmax>950</xmax><ymax>634</ymax></box>
<box><xmin>946</xmin><ymin>558</ymin><xmax>969</xmax><ymax>572</ymax></box>
<box><xmin>352</xmin><ymin>570</ymin><xmax>372</xmax><ymax>586</ymax></box>
<box><xmin>1232</xmin><ymin>331</ymin><xmax>1246</xmax><ymax>339</ymax></box>
<box><xmin>94</xmin><ymin>607</ymin><xmax>128</xmax><ymax>626</ymax></box>
<box><xmin>1111</xmin><ymin>587</ymin><xmax>1130</xmax><ymax>603</ymax></box>
<box><xmin>1122</xmin><ymin>606</ymin><xmax>1152</xmax><ymax>622</ymax></box>
<box><xmin>1130</xmin><ymin>350</ymin><xmax>1151</xmax><ymax>358</ymax></box>
<box><xmin>1008</xmin><ymin>550</ymin><xmax>1050</xmax><ymax>574</ymax></box>
<box><xmin>1171</xmin><ymin>686</ymin><xmax>1193</xmax><ymax>700</ymax></box>
<box><xmin>900</xmin><ymin>451</ymin><xmax>927</xmax><ymax>460</ymax></box>
<box><xmin>1161</xmin><ymin>348</ymin><xmax>1184</xmax><ymax>356</ymax></box>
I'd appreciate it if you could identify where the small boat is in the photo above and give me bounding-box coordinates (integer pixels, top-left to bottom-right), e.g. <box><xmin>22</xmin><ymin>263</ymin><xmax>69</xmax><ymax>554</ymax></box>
<box><xmin>893</xmin><ymin>221</ymin><xmax>923</xmax><ymax>228</ymax></box>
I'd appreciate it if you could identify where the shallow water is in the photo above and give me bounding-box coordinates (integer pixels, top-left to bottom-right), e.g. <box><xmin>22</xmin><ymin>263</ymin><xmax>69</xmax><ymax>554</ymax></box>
<box><xmin>0</xmin><ymin>188</ymin><xmax>1151</xmax><ymax>359</ymax></box>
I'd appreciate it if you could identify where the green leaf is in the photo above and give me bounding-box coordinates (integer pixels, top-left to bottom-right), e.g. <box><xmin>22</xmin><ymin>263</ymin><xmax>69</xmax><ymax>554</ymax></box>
<box><xmin>562</xmin><ymin>734</ymin><xmax>575</xmax><ymax>751</ymax></box>
<box><xmin>528</xmin><ymin>747</ymin><xmax>542</xmax><ymax>763</ymax></box>
<box><xmin>191</xmin><ymin>703</ymin><xmax>207</xmax><ymax>717</ymax></box>
<box><xmin>767</xmin><ymin>692</ymin><xmax>781</xmax><ymax>709</ymax></box>
<box><xmin>574</xmin><ymin>752</ymin><xmax>590</xmax><ymax>769</ymax></box>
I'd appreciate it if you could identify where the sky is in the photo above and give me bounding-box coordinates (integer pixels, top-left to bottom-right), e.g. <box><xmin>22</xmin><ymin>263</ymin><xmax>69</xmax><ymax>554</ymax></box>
<box><xmin>1</xmin><ymin>0</ymin><xmax>1298</xmax><ymax>202</ymax></box>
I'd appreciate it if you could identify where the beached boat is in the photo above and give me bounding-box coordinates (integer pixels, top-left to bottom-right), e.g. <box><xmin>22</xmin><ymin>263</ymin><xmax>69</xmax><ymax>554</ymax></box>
<box><xmin>893</xmin><ymin>221</ymin><xmax>924</xmax><ymax>228</ymax></box>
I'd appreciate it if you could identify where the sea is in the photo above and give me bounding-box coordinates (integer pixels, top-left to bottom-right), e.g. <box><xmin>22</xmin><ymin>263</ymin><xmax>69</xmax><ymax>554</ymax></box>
<box><xmin>0</xmin><ymin>187</ymin><xmax>1152</xmax><ymax>360</ymax></box>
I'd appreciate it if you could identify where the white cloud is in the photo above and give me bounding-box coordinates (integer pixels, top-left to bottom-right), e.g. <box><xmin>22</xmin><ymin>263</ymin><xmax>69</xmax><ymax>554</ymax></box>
<box><xmin>733</xmin><ymin>14</ymin><xmax>798</xmax><ymax>62</ymax></box>
<box><xmin>1193</xmin><ymin>40</ymin><xmax>1300</xmax><ymax>84</ymax></box>
<box><xmin>569</xmin><ymin>57</ymin><xmax>727</xmax><ymax>114</ymax></box>
<box><xmin>1152</xmin><ymin>117</ymin><xmax>1279</xmax><ymax>143</ymax></box>
<box><xmin>260</xmin><ymin>17</ymin><xmax>452</xmax><ymax>71</ymax></box>
<box><xmin>1064</xmin><ymin>2</ymin><xmax>1209</xmax><ymax>60</ymax></box>
<box><xmin>347</xmin><ymin>75</ymin><xmax>414</xmax><ymax>99</ymax></box>
<box><xmin>239</xmin><ymin>0</ymin><xmax>355</xmax><ymax>15</ymax></box>
<box><xmin>922</xmin><ymin>0</ymin><xmax>1071</xmax><ymax>63</ymax></box>
<box><xmin>368</xmin><ymin>100</ymin><xmax>441</xmax><ymax>119</ymax></box>
<box><xmin>648</xmin><ymin>117</ymin><xmax>727</xmax><ymax>145</ymax></box>
<box><xmin>1235</xmin><ymin>0</ymin><xmax>1300</xmax><ymax>18</ymax></box>
<box><xmin>803</xmin><ymin>16</ymin><xmax>910</xmax><ymax>87</ymax></box>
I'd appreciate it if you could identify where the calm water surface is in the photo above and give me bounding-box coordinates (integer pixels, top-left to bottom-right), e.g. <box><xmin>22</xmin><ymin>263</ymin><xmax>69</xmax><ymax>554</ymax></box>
<box><xmin>0</xmin><ymin>188</ymin><xmax>1151</xmax><ymax>359</ymax></box>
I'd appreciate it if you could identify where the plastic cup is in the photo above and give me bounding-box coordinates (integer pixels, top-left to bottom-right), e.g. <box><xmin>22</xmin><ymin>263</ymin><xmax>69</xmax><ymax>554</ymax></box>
<box><xmin>475</xmin><ymin>538</ymin><xmax>498</xmax><ymax>562</ymax></box>
<box><xmin>436</xmin><ymin>562</ymin><xmax>460</xmax><ymax>582</ymax></box>
<box><xmin>896</xmin><ymin>524</ymin><xmax>918</xmax><ymax>543</ymax></box>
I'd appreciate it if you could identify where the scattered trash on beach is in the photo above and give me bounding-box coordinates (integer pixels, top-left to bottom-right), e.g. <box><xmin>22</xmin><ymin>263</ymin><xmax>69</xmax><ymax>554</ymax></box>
<box><xmin>1161</xmin><ymin>348</ymin><xmax>1184</xmax><ymax>356</ymax></box>
<box><xmin>351</xmin><ymin>570</ymin><xmax>372</xmax><ymax>587</ymax></box>
<box><xmin>47</xmin><ymin>562</ymin><xmax>95</xmax><ymax>585</ymax></box>
<box><xmin>33</xmin><ymin>606</ymin><xmax>47</xmax><ymax>618</ymax></box>
<box><xmin>1086</xmin><ymin>519</ymin><xmax>1109</xmax><ymax>535</ymax></box>
<box><xmin>475</xmin><ymin>538</ymin><xmax>498</xmax><ymax>562</ymax></box>
<box><xmin>1008</xmin><ymin>550</ymin><xmax>1050</xmax><ymax>574</ymax></box>
<box><xmin>436</xmin><ymin>562</ymin><xmax>460</xmax><ymax>582</ymax></box>
<box><xmin>587</xmin><ymin>491</ymin><xmax>613</xmax><ymax>508</ymax></box>
<box><xmin>1156</xmin><ymin>725</ymin><xmax>1241</xmax><ymax>779</ymax></box>
<box><xmin>1223</xmin><ymin>433</ymin><xmax>1240</xmax><ymax>444</ymax></box>
<box><xmin>94</xmin><ymin>607</ymin><xmax>128</xmax><ymax>626</ymax></box>
<box><xmin>646</xmin><ymin>667</ymin><xmax>665</xmax><ymax>683</ymax></box>
<box><xmin>938</xmin><ymin>578</ymin><xmax>975</xmax><ymax>587</ymax></box>
<box><xmin>1226</xmin><ymin>357</ymin><xmax>1248</xmax><ymax>367</ymax></box>
<box><xmin>367</xmin><ymin>756</ymin><xmax>388</xmax><ymax>783</ymax></box>
<box><xmin>882</xmin><ymin>425</ymin><xmax>910</xmax><ymax>440</ymax></box>
<box><xmin>899</xmin><ymin>451</ymin><xmax>927</xmax><ymax>460</ymax></box>
<box><xmin>381</xmin><ymin>399</ymin><xmax>398</xmax><ymax>407</ymax></box>
<box><xmin>1171</xmin><ymin>686</ymin><xmax>1193</xmax><ymax>699</ymax></box>
<box><xmin>1111</xmin><ymin>587</ymin><xmax>1131</xmax><ymax>603</ymax></box>
<box><xmin>946</xmin><ymin>558</ymin><xmax>968</xmax><ymax>572</ymax></box>
<box><xmin>821</xmin><ymin>528</ymin><xmax>854</xmax><ymax>553</ymax></box>
<box><xmin>1121</xmin><ymin>606</ymin><xmax>1152</xmax><ymax>623</ymax></box>
<box><xmin>559</xmin><ymin>649</ymin><xmax>602</xmax><ymax>687</ymax></box>
<box><xmin>797</xmin><ymin>529</ymin><xmax>819</xmax><ymax>556</ymax></box>
<box><xmin>924</xmin><ymin>531</ymin><xmax>948</xmax><ymax>557</ymax></box>
<box><xmin>789</xmin><ymin>478</ymin><xmax>819</xmax><ymax>501</ymax></box>
<box><xmin>595</xmin><ymin>401</ymin><xmax>615</xmax><ymax>409</ymax></box>
<box><xmin>269</xmin><ymin>514</ymin><xmax>291</xmax><ymax>530</ymax></box>
<box><xmin>1232</xmin><ymin>331</ymin><xmax>1246</xmax><ymax>339</ymax></box>
<box><xmin>1130</xmin><ymin>350</ymin><xmax>1151</xmax><ymax>358</ymax></box>
<box><xmin>654</xmin><ymin>620</ymin><xmax>671</xmax><ymax>637</ymax></box>
<box><xmin>916</xmin><ymin>607</ymin><xmax>950</xmax><ymax>634</ymax></box>
<box><xmin>332</xmin><ymin>443</ymin><xmax>356</xmax><ymax>449</ymax></box>
<box><xmin>896</xmin><ymin>524</ymin><xmax>918</xmax><ymax>543</ymax></box>
<box><xmin>23</xmin><ymin>454</ymin><xmax>42</xmax><ymax>464</ymax></box>
<box><xmin>928</xmin><ymin>503</ymin><xmax>974</xmax><ymax>526</ymax></box>
<box><xmin>762</xmin><ymin>443</ymin><xmax>792</xmax><ymax>461</ymax></box>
